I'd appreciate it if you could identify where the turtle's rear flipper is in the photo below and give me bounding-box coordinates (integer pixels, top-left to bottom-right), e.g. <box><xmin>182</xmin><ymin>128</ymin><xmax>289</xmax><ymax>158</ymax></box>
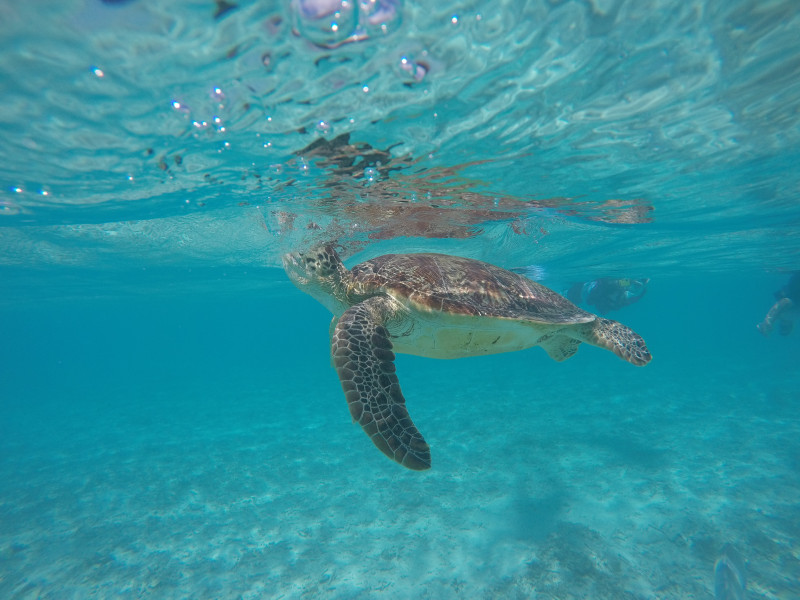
<box><xmin>540</xmin><ymin>334</ymin><xmax>581</xmax><ymax>362</ymax></box>
<box><xmin>581</xmin><ymin>318</ymin><xmax>652</xmax><ymax>366</ymax></box>
<box><xmin>332</xmin><ymin>296</ymin><xmax>431</xmax><ymax>470</ymax></box>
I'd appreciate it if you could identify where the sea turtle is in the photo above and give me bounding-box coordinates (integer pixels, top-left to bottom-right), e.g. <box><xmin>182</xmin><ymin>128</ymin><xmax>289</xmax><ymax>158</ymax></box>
<box><xmin>283</xmin><ymin>245</ymin><xmax>652</xmax><ymax>471</ymax></box>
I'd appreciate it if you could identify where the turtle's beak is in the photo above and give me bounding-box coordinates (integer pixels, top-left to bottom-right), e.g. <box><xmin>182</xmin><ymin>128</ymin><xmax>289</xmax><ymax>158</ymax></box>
<box><xmin>282</xmin><ymin>252</ymin><xmax>309</xmax><ymax>286</ymax></box>
<box><xmin>282</xmin><ymin>252</ymin><xmax>300</xmax><ymax>269</ymax></box>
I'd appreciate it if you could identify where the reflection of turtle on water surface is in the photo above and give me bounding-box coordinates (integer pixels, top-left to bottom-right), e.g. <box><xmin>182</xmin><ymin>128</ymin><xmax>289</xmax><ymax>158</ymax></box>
<box><xmin>284</xmin><ymin>245</ymin><xmax>652</xmax><ymax>470</ymax></box>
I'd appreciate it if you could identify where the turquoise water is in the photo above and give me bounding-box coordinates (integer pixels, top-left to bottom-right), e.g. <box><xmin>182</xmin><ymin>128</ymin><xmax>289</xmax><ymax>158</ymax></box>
<box><xmin>1</xmin><ymin>0</ymin><xmax>799</xmax><ymax>598</ymax></box>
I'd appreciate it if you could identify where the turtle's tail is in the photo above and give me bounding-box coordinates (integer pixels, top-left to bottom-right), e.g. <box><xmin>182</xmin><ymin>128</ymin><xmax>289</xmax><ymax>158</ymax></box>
<box><xmin>582</xmin><ymin>318</ymin><xmax>652</xmax><ymax>366</ymax></box>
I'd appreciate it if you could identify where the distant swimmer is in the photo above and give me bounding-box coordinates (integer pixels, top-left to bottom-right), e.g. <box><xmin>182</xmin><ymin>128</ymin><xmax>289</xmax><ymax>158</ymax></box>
<box><xmin>714</xmin><ymin>544</ymin><xmax>747</xmax><ymax>600</ymax></box>
<box><xmin>566</xmin><ymin>277</ymin><xmax>649</xmax><ymax>315</ymax></box>
<box><xmin>757</xmin><ymin>272</ymin><xmax>800</xmax><ymax>336</ymax></box>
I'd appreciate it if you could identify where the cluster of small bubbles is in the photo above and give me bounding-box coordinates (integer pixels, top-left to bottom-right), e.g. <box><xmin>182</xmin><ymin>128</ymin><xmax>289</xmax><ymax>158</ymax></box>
<box><xmin>363</xmin><ymin>166</ymin><xmax>378</xmax><ymax>184</ymax></box>
<box><xmin>192</xmin><ymin>120</ymin><xmax>209</xmax><ymax>130</ymax></box>
<box><xmin>263</xmin><ymin>141</ymin><xmax>272</xmax><ymax>148</ymax></box>
<box><xmin>214</xmin><ymin>116</ymin><xmax>226</xmax><ymax>133</ymax></box>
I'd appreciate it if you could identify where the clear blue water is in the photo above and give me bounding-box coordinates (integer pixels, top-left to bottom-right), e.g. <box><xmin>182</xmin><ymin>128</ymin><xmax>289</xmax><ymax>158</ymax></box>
<box><xmin>1</xmin><ymin>0</ymin><xmax>799</xmax><ymax>598</ymax></box>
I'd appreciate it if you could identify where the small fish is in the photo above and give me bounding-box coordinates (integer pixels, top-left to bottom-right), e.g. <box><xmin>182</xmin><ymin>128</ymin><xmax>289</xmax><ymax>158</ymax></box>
<box><xmin>714</xmin><ymin>544</ymin><xmax>747</xmax><ymax>600</ymax></box>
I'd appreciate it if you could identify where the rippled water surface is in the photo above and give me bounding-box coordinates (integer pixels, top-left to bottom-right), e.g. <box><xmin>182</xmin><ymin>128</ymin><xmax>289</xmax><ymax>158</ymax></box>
<box><xmin>2</xmin><ymin>0</ymin><xmax>799</xmax><ymax>274</ymax></box>
<box><xmin>1</xmin><ymin>1</ymin><xmax>799</xmax><ymax>599</ymax></box>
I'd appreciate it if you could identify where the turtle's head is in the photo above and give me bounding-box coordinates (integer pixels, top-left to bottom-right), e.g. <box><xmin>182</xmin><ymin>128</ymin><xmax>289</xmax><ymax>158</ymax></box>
<box><xmin>283</xmin><ymin>244</ymin><xmax>350</xmax><ymax>313</ymax></box>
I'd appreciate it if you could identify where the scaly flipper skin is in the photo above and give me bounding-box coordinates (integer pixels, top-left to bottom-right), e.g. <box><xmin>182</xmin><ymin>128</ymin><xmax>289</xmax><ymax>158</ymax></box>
<box><xmin>581</xmin><ymin>318</ymin><xmax>652</xmax><ymax>366</ymax></box>
<box><xmin>539</xmin><ymin>334</ymin><xmax>581</xmax><ymax>362</ymax></box>
<box><xmin>331</xmin><ymin>296</ymin><xmax>431</xmax><ymax>470</ymax></box>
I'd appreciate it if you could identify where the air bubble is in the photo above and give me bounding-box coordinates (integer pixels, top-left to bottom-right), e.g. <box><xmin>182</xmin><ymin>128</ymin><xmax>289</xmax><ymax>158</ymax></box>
<box><xmin>171</xmin><ymin>100</ymin><xmax>190</xmax><ymax>115</ymax></box>
<box><xmin>211</xmin><ymin>86</ymin><xmax>225</xmax><ymax>105</ymax></box>
<box><xmin>362</xmin><ymin>0</ymin><xmax>402</xmax><ymax>32</ymax></box>
<box><xmin>398</xmin><ymin>55</ymin><xmax>427</xmax><ymax>82</ymax></box>
<box><xmin>292</xmin><ymin>0</ymin><xmax>357</xmax><ymax>48</ymax></box>
<box><xmin>316</xmin><ymin>120</ymin><xmax>331</xmax><ymax>134</ymax></box>
<box><xmin>0</xmin><ymin>200</ymin><xmax>22</xmax><ymax>215</ymax></box>
<box><xmin>292</xmin><ymin>0</ymin><xmax>402</xmax><ymax>47</ymax></box>
<box><xmin>364</xmin><ymin>166</ymin><xmax>378</xmax><ymax>184</ymax></box>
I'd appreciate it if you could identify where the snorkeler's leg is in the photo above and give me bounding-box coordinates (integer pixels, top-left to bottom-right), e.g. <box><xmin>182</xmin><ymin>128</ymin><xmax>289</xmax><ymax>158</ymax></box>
<box><xmin>757</xmin><ymin>298</ymin><xmax>793</xmax><ymax>336</ymax></box>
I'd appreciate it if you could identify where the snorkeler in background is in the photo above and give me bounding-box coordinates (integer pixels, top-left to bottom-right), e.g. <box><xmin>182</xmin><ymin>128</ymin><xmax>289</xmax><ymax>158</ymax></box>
<box><xmin>566</xmin><ymin>277</ymin><xmax>649</xmax><ymax>315</ymax></box>
<box><xmin>714</xmin><ymin>544</ymin><xmax>747</xmax><ymax>600</ymax></box>
<box><xmin>757</xmin><ymin>271</ymin><xmax>800</xmax><ymax>336</ymax></box>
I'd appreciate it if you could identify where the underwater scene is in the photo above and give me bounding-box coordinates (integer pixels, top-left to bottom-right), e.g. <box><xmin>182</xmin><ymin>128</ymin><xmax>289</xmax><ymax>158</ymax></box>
<box><xmin>1</xmin><ymin>0</ymin><xmax>799</xmax><ymax>598</ymax></box>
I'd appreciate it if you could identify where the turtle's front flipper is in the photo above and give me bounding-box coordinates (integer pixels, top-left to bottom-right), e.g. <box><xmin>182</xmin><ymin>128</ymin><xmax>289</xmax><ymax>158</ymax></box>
<box><xmin>332</xmin><ymin>296</ymin><xmax>431</xmax><ymax>470</ymax></box>
<box><xmin>580</xmin><ymin>318</ymin><xmax>652</xmax><ymax>366</ymax></box>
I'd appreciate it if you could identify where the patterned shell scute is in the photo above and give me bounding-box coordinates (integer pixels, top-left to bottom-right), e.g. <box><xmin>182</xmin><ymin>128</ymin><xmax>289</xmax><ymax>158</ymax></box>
<box><xmin>349</xmin><ymin>253</ymin><xmax>594</xmax><ymax>324</ymax></box>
